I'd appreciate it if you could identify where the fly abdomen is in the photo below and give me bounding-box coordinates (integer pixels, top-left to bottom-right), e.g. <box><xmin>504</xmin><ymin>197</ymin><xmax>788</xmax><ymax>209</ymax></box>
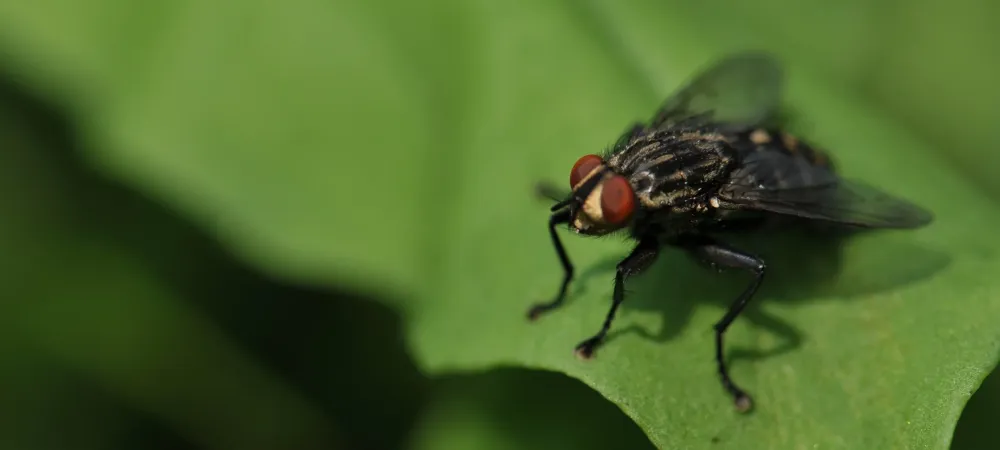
<box><xmin>738</xmin><ymin>128</ymin><xmax>834</xmax><ymax>172</ymax></box>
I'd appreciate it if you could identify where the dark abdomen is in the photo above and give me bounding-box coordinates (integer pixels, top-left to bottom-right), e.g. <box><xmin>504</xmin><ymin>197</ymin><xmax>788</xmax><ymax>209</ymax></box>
<box><xmin>725</xmin><ymin>127</ymin><xmax>837</xmax><ymax>192</ymax></box>
<box><xmin>731</xmin><ymin>128</ymin><xmax>834</xmax><ymax>173</ymax></box>
<box><xmin>716</xmin><ymin>127</ymin><xmax>848</xmax><ymax>234</ymax></box>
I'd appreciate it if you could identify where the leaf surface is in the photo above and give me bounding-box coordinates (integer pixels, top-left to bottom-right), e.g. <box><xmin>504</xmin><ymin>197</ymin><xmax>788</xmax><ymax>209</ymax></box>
<box><xmin>0</xmin><ymin>0</ymin><xmax>998</xmax><ymax>448</ymax></box>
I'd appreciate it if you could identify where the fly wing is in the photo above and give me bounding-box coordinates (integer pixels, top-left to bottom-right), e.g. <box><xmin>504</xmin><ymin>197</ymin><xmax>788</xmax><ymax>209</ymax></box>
<box><xmin>717</xmin><ymin>150</ymin><xmax>933</xmax><ymax>229</ymax></box>
<box><xmin>651</xmin><ymin>52</ymin><xmax>784</xmax><ymax>130</ymax></box>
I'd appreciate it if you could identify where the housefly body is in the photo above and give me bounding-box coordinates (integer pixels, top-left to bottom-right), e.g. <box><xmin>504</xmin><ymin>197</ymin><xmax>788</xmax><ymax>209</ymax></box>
<box><xmin>527</xmin><ymin>52</ymin><xmax>932</xmax><ymax>412</ymax></box>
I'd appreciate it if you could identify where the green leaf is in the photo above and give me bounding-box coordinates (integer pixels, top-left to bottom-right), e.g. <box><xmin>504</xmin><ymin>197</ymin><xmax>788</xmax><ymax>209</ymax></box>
<box><xmin>860</xmin><ymin>0</ymin><xmax>1000</xmax><ymax>199</ymax></box>
<box><xmin>952</xmin><ymin>368</ymin><xmax>1000</xmax><ymax>448</ymax></box>
<box><xmin>0</xmin><ymin>0</ymin><xmax>998</xmax><ymax>449</ymax></box>
<box><xmin>0</xmin><ymin>92</ymin><xmax>340</xmax><ymax>450</ymax></box>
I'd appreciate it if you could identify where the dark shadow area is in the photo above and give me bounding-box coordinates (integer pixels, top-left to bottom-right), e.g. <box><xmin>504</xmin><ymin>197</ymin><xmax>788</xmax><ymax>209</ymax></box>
<box><xmin>951</xmin><ymin>365</ymin><xmax>1000</xmax><ymax>450</ymax></box>
<box><xmin>556</xmin><ymin>220</ymin><xmax>949</xmax><ymax>368</ymax></box>
<box><xmin>0</xmin><ymin>73</ymin><xmax>430</xmax><ymax>449</ymax></box>
<box><xmin>418</xmin><ymin>368</ymin><xmax>655</xmax><ymax>450</ymax></box>
<box><xmin>533</xmin><ymin>170</ymin><xmax>950</xmax><ymax>372</ymax></box>
<box><xmin>72</xmin><ymin>148</ymin><xmax>432</xmax><ymax>450</ymax></box>
<box><xmin>1</xmin><ymin>359</ymin><xmax>198</xmax><ymax>450</ymax></box>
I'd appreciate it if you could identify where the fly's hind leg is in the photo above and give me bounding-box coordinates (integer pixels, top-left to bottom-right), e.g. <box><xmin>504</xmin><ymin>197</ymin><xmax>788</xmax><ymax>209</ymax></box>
<box><xmin>680</xmin><ymin>235</ymin><xmax>766</xmax><ymax>413</ymax></box>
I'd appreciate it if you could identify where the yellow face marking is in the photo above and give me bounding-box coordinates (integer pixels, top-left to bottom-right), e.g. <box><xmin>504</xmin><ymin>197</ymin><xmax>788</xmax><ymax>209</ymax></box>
<box><xmin>572</xmin><ymin>177</ymin><xmax>613</xmax><ymax>233</ymax></box>
<box><xmin>580</xmin><ymin>182</ymin><xmax>604</xmax><ymax>224</ymax></box>
<box><xmin>749</xmin><ymin>129</ymin><xmax>771</xmax><ymax>145</ymax></box>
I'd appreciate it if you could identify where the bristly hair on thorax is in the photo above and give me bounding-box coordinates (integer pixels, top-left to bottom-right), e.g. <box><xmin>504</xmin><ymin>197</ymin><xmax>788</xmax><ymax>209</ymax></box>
<box><xmin>607</xmin><ymin>126</ymin><xmax>737</xmax><ymax>207</ymax></box>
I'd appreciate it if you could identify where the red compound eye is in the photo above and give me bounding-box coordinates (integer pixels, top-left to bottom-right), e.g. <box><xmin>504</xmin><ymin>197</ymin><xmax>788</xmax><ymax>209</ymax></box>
<box><xmin>600</xmin><ymin>175</ymin><xmax>635</xmax><ymax>225</ymax></box>
<box><xmin>570</xmin><ymin>154</ymin><xmax>603</xmax><ymax>188</ymax></box>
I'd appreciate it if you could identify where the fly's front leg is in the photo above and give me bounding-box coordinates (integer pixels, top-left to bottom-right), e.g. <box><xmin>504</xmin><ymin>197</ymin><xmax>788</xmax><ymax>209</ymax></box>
<box><xmin>682</xmin><ymin>235</ymin><xmax>766</xmax><ymax>412</ymax></box>
<box><xmin>534</xmin><ymin>182</ymin><xmax>568</xmax><ymax>203</ymax></box>
<box><xmin>527</xmin><ymin>209</ymin><xmax>574</xmax><ymax>320</ymax></box>
<box><xmin>575</xmin><ymin>237</ymin><xmax>660</xmax><ymax>359</ymax></box>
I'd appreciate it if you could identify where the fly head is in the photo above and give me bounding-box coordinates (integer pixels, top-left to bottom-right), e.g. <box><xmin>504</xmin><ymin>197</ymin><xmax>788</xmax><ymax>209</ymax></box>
<box><xmin>555</xmin><ymin>154</ymin><xmax>637</xmax><ymax>236</ymax></box>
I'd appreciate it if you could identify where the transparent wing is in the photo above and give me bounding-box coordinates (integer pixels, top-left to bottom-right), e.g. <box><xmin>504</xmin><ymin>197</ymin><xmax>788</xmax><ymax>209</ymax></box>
<box><xmin>651</xmin><ymin>52</ymin><xmax>784</xmax><ymax>130</ymax></box>
<box><xmin>718</xmin><ymin>176</ymin><xmax>933</xmax><ymax>229</ymax></box>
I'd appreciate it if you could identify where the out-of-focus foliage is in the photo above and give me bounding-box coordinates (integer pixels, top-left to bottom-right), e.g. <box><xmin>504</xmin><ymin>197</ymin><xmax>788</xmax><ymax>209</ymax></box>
<box><xmin>0</xmin><ymin>91</ymin><xmax>341</xmax><ymax>449</ymax></box>
<box><xmin>0</xmin><ymin>0</ymin><xmax>998</xmax><ymax>449</ymax></box>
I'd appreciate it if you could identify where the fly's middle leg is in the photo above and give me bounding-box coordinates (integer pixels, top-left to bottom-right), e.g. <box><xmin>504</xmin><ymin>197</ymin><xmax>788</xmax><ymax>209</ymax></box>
<box><xmin>682</xmin><ymin>235</ymin><xmax>765</xmax><ymax>413</ymax></box>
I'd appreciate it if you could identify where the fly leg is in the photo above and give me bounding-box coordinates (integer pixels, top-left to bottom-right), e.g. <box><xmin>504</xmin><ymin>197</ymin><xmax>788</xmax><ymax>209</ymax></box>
<box><xmin>534</xmin><ymin>182</ymin><xmax>568</xmax><ymax>203</ymax></box>
<box><xmin>682</xmin><ymin>236</ymin><xmax>766</xmax><ymax>412</ymax></box>
<box><xmin>527</xmin><ymin>209</ymin><xmax>574</xmax><ymax>320</ymax></box>
<box><xmin>574</xmin><ymin>237</ymin><xmax>660</xmax><ymax>359</ymax></box>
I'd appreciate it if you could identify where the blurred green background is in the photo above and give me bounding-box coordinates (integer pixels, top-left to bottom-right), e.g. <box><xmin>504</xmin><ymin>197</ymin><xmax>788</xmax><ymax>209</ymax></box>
<box><xmin>1</xmin><ymin>0</ymin><xmax>999</xmax><ymax>449</ymax></box>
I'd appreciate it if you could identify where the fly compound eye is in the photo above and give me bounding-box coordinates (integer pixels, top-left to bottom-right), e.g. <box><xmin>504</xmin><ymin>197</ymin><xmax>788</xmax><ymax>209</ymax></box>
<box><xmin>570</xmin><ymin>154</ymin><xmax>603</xmax><ymax>188</ymax></box>
<box><xmin>600</xmin><ymin>175</ymin><xmax>635</xmax><ymax>225</ymax></box>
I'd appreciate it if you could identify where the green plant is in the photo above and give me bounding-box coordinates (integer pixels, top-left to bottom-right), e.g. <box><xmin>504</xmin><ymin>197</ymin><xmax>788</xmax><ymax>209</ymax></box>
<box><xmin>1</xmin><ymin>0</ymin><xmax>998</xmax><ymax>448</ymax></box>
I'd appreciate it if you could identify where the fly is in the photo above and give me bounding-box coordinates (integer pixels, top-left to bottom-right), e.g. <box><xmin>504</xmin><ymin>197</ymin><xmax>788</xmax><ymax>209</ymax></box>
<box><xmin>527</xmin><ymin>52</ymin><xmax>933</xmax><ymax>412</ymax></box>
